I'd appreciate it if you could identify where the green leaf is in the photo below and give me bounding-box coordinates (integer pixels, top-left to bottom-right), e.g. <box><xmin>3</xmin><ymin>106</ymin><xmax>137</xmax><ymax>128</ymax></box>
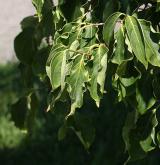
<box><xmin>157</xmin><ymin>131</ymin><xmax>160</xmax><ymax>148</ymax></box>
<box><xmin>67</xmin><ymin>55</ymin><xmax>89</xmax><ymax>116</ymax></box>
<box><xmin>89</xmin><ymin>44</ymin><xmax>108</xmax><ymax>106</ymax></box>
<box><xmin>47</xmin><ymin>44</ymin><xmax>66</xmax><ymax>66</ymax></box>
<box><xmin>11</xmin><ymin>98</ymin><xmax>28</xmax><ymax>129</ymax></box>
<box><xmin>138</xmin><ymin>19</ymin><xmax>160</xmax><ymax>67</ymax></box>
<box><xmin>80</xmin><ymin>26</ymin><xmax>97</xmax><ymax>48</ymax></box>
<box><xmin>21</xmin><ymin>16</ymin><xmax>38</xmax><ymax>30</ymax></box>
<box><xmin>123</xmin><ymin>110</ymin><xmax>158</xmax><ymax>162</ymax></box>
<box><xmin>112</xmin><ymin>26</ymin><xmax>125</xmax><ymax>65</ymax></box>
<box><xmin>103</xmin><ymin>12</ymin><xmax>124</xmax><ymax>45</ymax></box>
<box><xmin>69</xmin><ymin>40</ymin><xmax>80</xmax><ymax>57</ymax></box>
<box><xmin>73</xmin><ymin>113</ymin><xmax>96</xmax><ymax>150</ymax></box>
<box><xmin>14</xmin><ymin>28</ymin><xmax>36</xmax><ymax>65</ymax></box>
<box><xmin>136</xmin><ymin>86</ymin><xmax>156</xmax><ymax>115</ymax></box>
<box><xmin>60</xmin><ymin>0</ymin><xmax>82</xmax><ymax>21</ymax></box>
<box><xmin>50</xmin><ymin>50</ymin><xmax>67</xmax><ymax>91</ymax></box>
<box><xmin>32</xmin><ymin>0</ymin><xmax>44</xmax><ymax>21</ymax></box>
<box><xmin>116</xmin><ymin>61</ymin><xmax>141</xmax><ymax>86</ymax></box>
<box><xmin>122</xmin><ymin>110</ymin><xmax>137</xmax><ymax>153</ymax></box>
<box><xmin>152</xmin><ymin>76</ymin><xmax>160</xmax><ymax>99</ymax></box>
<box><xmin>112</xmin><ymin>25</ymin><xmax>133</xmax><ymax>65</ymax></box>
<box><xmin>125</xmin><ymin>15</ymin><xmax>148</xmax><ymax>68</ymax></box>
<box><xmin>58</xmin><ymin>124</ymin><xmax>67</xmax><ymax>141</ymax></box>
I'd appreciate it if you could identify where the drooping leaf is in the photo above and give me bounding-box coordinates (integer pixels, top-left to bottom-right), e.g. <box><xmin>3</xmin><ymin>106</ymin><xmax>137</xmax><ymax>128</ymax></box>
<box><xmin>89</xmin><ymin>44</ymin><xmax>108</xmax><ymax>106</ymax></box>
<box><xmin>136</xmin><ymin>87</ymin><xmax>156</xmax><ymax>115</ymax></box>
<box><xmin>122</xmin><ymin>110</ymin><xmax>137</xmax><ymax>153</ymax></box>
<box><xmin>21</xmin><ymin>16</ymin><xmax>38</xmax><ymax>30</ymax></box>
<box><xmin>103</xmin><ymin>12</ymin><xmax>124</xmax><ymax>45</ymax></box>
<box><xmin>123</xmin><ymin>110</ymin><xmax>158</xmax><ymax>162</ymax></box>
<box><xmin>116</xmin><ymin>61</ymin><xmax>141</xmax><ymax>87</ymax></box>
<box><xmin>112</xmin><ymin>25</ymin><xmax>125</xmax><ymax>65</ymax></box>
<box><xmin>14</xmin><ymin>28</ymin><xmax>36</xmax><ymax>65</ymax></box>
<box><xmin>125</xmin><ymin>15</ymin><xmax>148</xmax><ymax>68</ymax></box>
<box><xmin>67</xmin><ymin>55</ymin><xmax>89</xmax><ymax>116</ymax></box>
<box><xmin>138</xmin><ymin>19</ymin><xmax>160</xmax><ymax>67</ymax></box>
<box><xmin>72</xmin><ymin>113</ymin><xmax>96</xmax><ymax>150</ymax></box>
<box><xmin>60</xmin><ymin>0</ymin><xmax>82</xmax><ymax>21</ymax></box>
<box><xmin>11</xmin><ymin>98</ymin><xmax>28</xmax><ymax>129</ymax></box>
<box><xmin>112</xmin><ymin>27</ymin><xmax>133</xmax><ymax>65</ymax></box>
<box><xmin>50</xmin><ymin>50</ymin><xmax>67</xmax><ymax>91</ymax></box>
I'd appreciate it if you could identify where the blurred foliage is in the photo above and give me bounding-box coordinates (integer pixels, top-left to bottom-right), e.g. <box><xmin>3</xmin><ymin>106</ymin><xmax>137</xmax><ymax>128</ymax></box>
<box><xmin>0</xmin><ymin>63</ymin><xmax>24</xmax><ymax>149</ymax></box>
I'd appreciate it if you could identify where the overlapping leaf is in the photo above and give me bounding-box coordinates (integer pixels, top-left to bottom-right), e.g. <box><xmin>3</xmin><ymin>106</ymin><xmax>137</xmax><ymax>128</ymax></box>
<box><xmin>138</xmin><ymin>19</ymin><xmax>160</xmax><ymax>67</ymax></box>
<box><xmin>89</xmin><ymin>44</ymin><xmax>108</xmax><ymax>106</ymax></box>
<box><xmin>103</xmin><ymin>12</ymin><xmax>124</xmax><ymax>45</ymax></box>
<box><xmin>67</xmin><ymin>56</ymin><xmax>89</xmax><ymax>116</ymax></box>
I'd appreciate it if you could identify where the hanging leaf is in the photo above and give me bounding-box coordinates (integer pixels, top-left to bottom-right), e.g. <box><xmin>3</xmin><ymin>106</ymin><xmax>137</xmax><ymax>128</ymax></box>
<box><xmin>123</xmin><ymin>109</ymin><xmax>158</xmax><ymax>162</ymax></box>
<box><xmin>67</xmin><ymin>55</ymin><xmax>89</xmax><ymax>116</ymax></box>
<box><xmin>50</xmin><ymin>50</ymin><xmax>67</xmax><ymax>91</ymax></box>
<box><xmin>14</xmin><ymin>28</ymin><xmax>36</xmax><ymax>65</ymax></box>
<box><xmin>125</xmin><ymin>15</ymin><xmax>148</xmax><ymax>68</ymax></box>
<box><xmin>138</xmin><ymin>19</ymin><xmax>160</xmax><ymax>67</ymax></box>
<box><xmin>103</xmin><ymin>12</ymin><xmax>124</xmax><ymax>45</ymax></box>
<box><xmin>89</xmin><ymin>44</ymin><xmax>108</xmax><ymax>106</ymax></box>
<box><xmin>112</xmin><ymin>26</ymin><xmax>125</xmax><ymax>65</ymax></box>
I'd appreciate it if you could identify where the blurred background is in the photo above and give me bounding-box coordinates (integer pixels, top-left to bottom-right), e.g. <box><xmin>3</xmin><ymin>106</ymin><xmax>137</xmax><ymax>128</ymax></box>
<box><xmin>0</xmin><ymin>0</ymin><xmax>34</xmax><ymax>63</ymax></box>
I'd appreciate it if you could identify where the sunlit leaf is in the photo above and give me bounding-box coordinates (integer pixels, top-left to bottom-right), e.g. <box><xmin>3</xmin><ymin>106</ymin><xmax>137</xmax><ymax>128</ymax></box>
<box><xmin>67</xmin><ymin>55</ymin><xmax>89</xmax><ymax>116</ymax></box>
<box><xmin>89</xmin><ymin>44</ymin><xmax>108</xmax><ymax>106</ymax></box>
<box><xmin>125</xmin><ymin>16</ymin><xmax>148</xmax><ymax>68</ymax></box>
<box><xmin>138</xmin><ymin>19</ymin><xmax>160</xmax><ymax>67</ymax></box>
<box><xmin>32</xmin><ymin>0</ymin><xmax>44</xmax><ymax>21</ymax></box>
<box><xmin>103</xmin><ymin>12</ymin><xmax>124</xmax><ymax>45</ymax></box>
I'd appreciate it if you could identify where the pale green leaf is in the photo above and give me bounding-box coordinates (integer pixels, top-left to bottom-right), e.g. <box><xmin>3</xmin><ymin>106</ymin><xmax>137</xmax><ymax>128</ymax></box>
<box><xmin>69</xmin><ymin>40</ymin><xmax>80</xmax><ymax>57</ymax></box>
<box><xmin>89</xmin><ymin>44</ymin><xmax>108</xmax><ymax>106</ymax></box>
<box><xmin>50</xmin><ymin>50</ymin><xmax>67</xmax><ymax>91</ymax></box>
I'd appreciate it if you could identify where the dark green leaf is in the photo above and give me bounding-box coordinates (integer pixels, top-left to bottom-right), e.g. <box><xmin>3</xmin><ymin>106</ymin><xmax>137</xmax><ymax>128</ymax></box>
<box><xmin>14</xmin><ymin>28</ymin><xmax>36</xmax><ymax>65</ymax></box>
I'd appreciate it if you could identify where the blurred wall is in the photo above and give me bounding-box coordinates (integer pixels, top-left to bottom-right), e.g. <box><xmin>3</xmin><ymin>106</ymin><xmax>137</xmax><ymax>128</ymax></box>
<box><xmin>0</xmin><ymin>0</ymin><xmax>34</xmax><ymax>64</ymax></box>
